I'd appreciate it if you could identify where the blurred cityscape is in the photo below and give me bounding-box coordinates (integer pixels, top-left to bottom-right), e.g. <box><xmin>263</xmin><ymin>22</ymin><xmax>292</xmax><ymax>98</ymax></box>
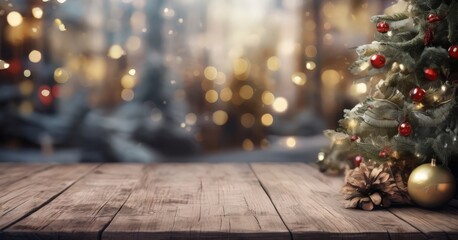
<box><xmin>0</xmin><ymin>0</ymin><xmax>399</xmax><ymax>162</ymax></box>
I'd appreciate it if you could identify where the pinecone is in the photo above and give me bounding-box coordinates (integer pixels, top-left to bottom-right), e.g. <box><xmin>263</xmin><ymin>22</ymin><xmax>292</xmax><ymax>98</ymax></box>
<box><xmin>341</xmin><ymin>162</ymin><xmax>399</xmax><ymax>211</ymax></box>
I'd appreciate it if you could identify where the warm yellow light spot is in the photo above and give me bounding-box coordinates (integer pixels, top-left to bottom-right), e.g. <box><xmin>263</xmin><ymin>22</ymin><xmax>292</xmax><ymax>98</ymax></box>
<box><xmin>185</xmin><ymin>113</ymin><xmax>197</xmax><ymax>125</ymax></box>
<box><xmin>7</xmin><ymin>11</ymin><xmax>23</xmax><ymax>27</ymax></box>
<box><xmin>220</xmin><ymin>88</ymin><xmax>233</xmax><ymax>102</ymax></box>
<box><xmin>205</xmin><ymin>90</ymin><xmax>218</xmax><ymax>103</ymax></box>
<box><xmin>306</xmin><ymin>61</ymin><xmax>316</xmax><ymax>70</ymax></box>
<box><xmin>267</xmin><ymin>56</ymin><xmax>280</xmax><ymax>71</ymax></box>
<box><xmin>233</xmin><ymin>58</ymin><xmax>250</xmax><ymax>75</ymax></box>
<box><xmin>121</xmin><ymin>74</ymin><xmax>136</xmax><ymax>89</ymax></box>
<box><xmin>54</xmin><ymin>68</ymin><xmax>70</xmax><ymax>83</ymax></box>
<box><xmin>204</xmin><ymin>66</ymin><xmax>218</xmax><ymax>80</ymax></box>
<box><xmin>321</xmin><ymin>69</ymin><xmax>340</xmax><ymax>88</ymax></box>
<box><xmin>108</xmin><ymin>44</ymin><xmax>125</xmax><ymax>59</ymax></box>
<box><xmin>272</xmin><ymin>97</ymin><xmax>288</xmax><ymax>113</ymax></box>
<box><xmin>305</xmin><ymin>45</ymin><xmax>317</xmax><ymax>58</ymax></box>
<box><xmin>128</xmin><ymin>69</ymin><xmax>136</xmax><ymax>76</ymax></box>
<box><xmin>317</xmin><ymin>152</ymin><xmax>325</xmax><ymax>161</ymax></box>
<box><xmin>0</xmin><ymin>59</ymin><xmax>9</xmax><ymax>69</ymax></box>
<box><xmin>286</xmin><ymin>137</ymin><xmax>296</xmax><ymax>148</ymax></box>
<box><xmin>19</xmin><ymin>81</ymin><xmax>34</xmax><ymax>95</ymax></box>
<box><xmin>19</xmin><ymin>101</ymin><xmax>33</xmax><ymax>115</ymax></box>
<box><xmin>239</xmin><ymin>85</ymin><xmax>254</xmax><ymax>100</ymax></box>
<box><xmin>29</xmin><ymin>50</ymin><xmax>42</xmax><ymax>63</ymax></box>
<box><xmin>212</xmin><ymin>110</ymin><xmax>228</xmax><ymax>126</ymax></box>
<box><xmin>241</xmin><ymin>113</ymin><xmax>255</xmax><ymax>128</ymax></box>
<box><xmin>291</xmin><ymin>72</ymin><xmax>307</xmax><ymax>86</ymax></box>
<box><xmin>121</xmin><ymin>89</ymin><xmax>135</xmax><ymax>101</ymax></box>
<box><xmin>57</xmin><ymin>0</ymin><xmax>66</xmax><ymax>3</ymax></box>
<box><xmin>32</xmin><ymin>7</ymin><xmax>43</xmax><ymax>19</ymax></box>
<box><xmin>215</xmin><ymin>72</ymin><xmax>226</xmax><ymax>85</ymax></box>
<box><xmin>41</xmin><ymin>88</ymin><xmax>50</xmax><ymax>97</ymax></box>
<box><xmin>54</xmin><ymin>18</ymin><xmax>66</xmax><ymax>31</ymax></box>
<box><xmin>348</xmin><ymin>119</ymin><xmax>358</xmax><ymax>129</ymax></box>
<box><xmin>261</xmin><ymin>113</ymin><xmax>273</xmax><ymax>126</ymax></box>
<box><xmin>262</xmin><ymin>91</ymin><xmax>275</xmax><ymax>105</ymax></box>
<box><xmin>242</xmin><ymin>139</ymin><xmax>254</xmax><ymax>151</ymax></box>
<box><xmin>355</xmin><ymin>82</ymin><xmax>367</xmax><ymax>94</ymax></box>
<box><xmin>24</xmin><ymin>69</ymin><xmax>31</xmax><ymax>77</ymax></box>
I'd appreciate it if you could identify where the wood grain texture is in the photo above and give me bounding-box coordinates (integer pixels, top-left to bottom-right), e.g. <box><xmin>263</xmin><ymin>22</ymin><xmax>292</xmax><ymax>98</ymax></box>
<box><xmin>251</xmin><ymin>163</ymin><xmax>425</xmax><ymax>240</ymax></box>
<box><xmin>389</xmin><ymin>206</ymin><xmax>458</xmax><ymax>239</ymax></box>
<box><xmin>4</xmin><ymin>164</ymin><xmax>143</xmax><ymax>240</ymax></box>
<box><xmin>0</xmin><ymin>163</ymin><xmax>51</xmax><ymax>187</ymax></box>
<box><xmin>0</xmin><ymin>164</ymin><xmax>97</xmax><ymax>231</ymax></box>
<box><xmin>102</xmin><ymin>163</ymin><xmax>290</xmax><ymax>240</ymax></box>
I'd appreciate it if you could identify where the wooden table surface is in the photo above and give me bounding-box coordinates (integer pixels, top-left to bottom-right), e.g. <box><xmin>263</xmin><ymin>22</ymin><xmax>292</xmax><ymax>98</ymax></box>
<box><xmin>0</xmin><ymin>163</ymin><xmax>457</xmax><ymax>240</ymax></box>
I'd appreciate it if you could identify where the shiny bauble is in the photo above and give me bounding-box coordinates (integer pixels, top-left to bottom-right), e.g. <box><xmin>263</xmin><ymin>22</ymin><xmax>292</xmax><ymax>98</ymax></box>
<box><xmin>449</xmin><ymin>45</ymin><xmax>458</xmax><ymax>59</ymax></box>
<box><xmin>376</xmin><ymin>22</ymin><xmax>390</xmax><ymax>33</ymax></box>
<box><xmin>409</xmin><ymin>87</ymin><xmax>426</xmax><ymax>102</ymax></box>
<box><xmin>424</xmin><ymin>68</ymin><xmax>439</xmax><ymax>81</ymax></box>
<box><xmin>427</xmin><ymin>13</ymin><xmax>440</xmax><ymax>23</ymax></box>
<box><xmin>370</xmin><ymin>54</ymin><xmax>386</xmax><ymax>69</ymax></box>
<box><xmin>398</xmin><ymin>122</ymin><xmax>412</xmax><ymax>137</ymax></box>
<box><xmin>354</xmin><ymin>155</ymin><xmax>364</xmax><ymax>167</ymax></box>
<box><xmin>408</xmin><ymin>160</ymin><xmax>456</xmax><ymax>208</ymax></box>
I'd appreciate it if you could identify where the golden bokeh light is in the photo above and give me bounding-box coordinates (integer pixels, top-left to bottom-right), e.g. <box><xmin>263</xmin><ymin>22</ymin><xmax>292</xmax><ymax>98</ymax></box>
<box><xmin>19</xmin><ymin>81</ymin><xmax>34</xmax><ymax>96</ymax></box>
<box><xmin>54</xmin><ymin>68</ymin><xmax>70</xmax><ymax>83</ymax></box>
<box><xmin>108</xmin><ymin>44</ymin><xmax>125</xmax><ymax>59</ymax></box>
<box><xmin>19</xmin><ymin>101</ymin><xmax>33</xmax><ymax>115</ymax></box>
<box><xmin>204</xmin><ymin>66</ymin><xmax>218</xmax><ymax>80</ymax></box>
<box><xmin>305</xmin><ymin>45</ymin><xmax>317</xmax><ymax>58</ymax></box>
<box><xmin>128</xmin><ymin>68</ymin><xmax>136</xmax><ymax>76</ymax></box>
<box><xmin>239</xmin><ymin>85</ymin><xmax>254</xmax><ymax>100</ymax></box>
<box><xmin>220</xmin><ymin>87</ymin><xmax>233</xmax><ymax>102</ymax></box>
<box><xmin>306</xmin><ymin>61</ymin><xmax>316</xmax><ymax>70</ymax></box>
<box><xmin>32</xmin><ymin>7</ymin><xmax>43</xmax><ymax>19</ymax></box>
<box><xmin>205</xmin><ymin>90</ymin><xmax>219</xmax><ymax>103</ymax></box>
<box><xmin>272</xmin><ymin>97</ymin><xmax>288</xmax><ymax>113</ymax></box>
<box><xmin>185</xmin><ymin>113</ymin><xmax>197</xmax><ymax>125</ymax></box>
<box><xmin>212</xmin><ymin>110</ymin><xmax>228</xmax><ymax>126</ymax></box>
<box><xmin>291</xmin><ymin>72</ymin><xmax>307</xmax><ymax>86</ymax></box>
<box><xmin>7</xmin><ymin>11</ymin><xmax>23</xmax><ymax>27</ymax></box>
<box><xmin>121</xmin><ymin>74</ymin><xmax>136</xmax><ymax>89</ymax></box>
<box><xmin>261</xmin><ymin>91</ymin><xmax>275</xmax><ymax>105</ymax></box>
<box><xmin>29</xmin><ymin>50</ymin><xmax>42</xmax><ymax>63</ymax></box>
<box><xmin>261</xmin><ymin>113</ymin><xmax>274</xmax><ymax>126</ymax></box>
<box><xmin>24</xmin><ymin>69</ymin><xmax>31</xmax><ymax>78</ymax></box>
<box><xmin>242</xmin><ymin>139</ymin><xmax>254</xmax><ymax>151</ymax></box>
<box><xmin>321</xmin><ymin>69</ymin><xmax>341</xmax><ymax>88</ymax></box>
<box><xmin>241</xmin><ymin>113</ymin><xmax>255</xmax><ymax>128</ymax></box>
<box><xmin>233</xmin><ymin>58</ymin><xmax>250</xmax><ymax>75</ymax></box>
<box><xmin>286</xmin><ymin>137</ymin><xmax>297</xmax><ymax>148</ymax></box>
<box><xmin>267</xmin><ymin>56</ymin><xmax>280</xmax><ymax>71</ymax></box>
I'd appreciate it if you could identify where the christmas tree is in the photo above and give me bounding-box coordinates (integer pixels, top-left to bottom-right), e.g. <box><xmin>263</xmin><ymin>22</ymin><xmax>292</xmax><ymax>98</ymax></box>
<box><xmin>319</xmin><ymin>0</ymin><xmax>458</xmax><ymax>210</ymax></box>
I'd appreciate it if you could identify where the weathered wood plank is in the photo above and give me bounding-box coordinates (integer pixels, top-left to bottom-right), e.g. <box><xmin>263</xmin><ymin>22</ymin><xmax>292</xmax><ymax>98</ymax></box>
<box><xmin>4</xmin><ymin>164</ymin><xmax>143</xmax><ymax>240</ymax></box>
<box><xmin>0</xmin><ymin>163</ymin><xmax>51</xmax><ymax>187</ymax></box>
<box><xmin>251</xmin><ymin>163</ymin><xmax>425</xmax><ymax>240</ymax></box>
<box><xmin>103</xmin><ymin>163</ymin><xmax>290</xmax><ymax>240</ymax></box>
<box><xmin>389</xmin><ymin>205</ymin><xmax>458</xmax><ymax>239</ymax></box>
<box><xmin>0</xmin><ymin>164</ymin><xmax>97</xmax><ymax>231</ymax></box>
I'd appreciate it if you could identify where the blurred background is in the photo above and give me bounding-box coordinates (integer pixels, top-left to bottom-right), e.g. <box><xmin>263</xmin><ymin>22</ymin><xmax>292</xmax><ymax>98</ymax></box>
<box><xmin>0</xmin><ymin>0</ymin><xmax>400</xmax><ymax>163</ymax></box>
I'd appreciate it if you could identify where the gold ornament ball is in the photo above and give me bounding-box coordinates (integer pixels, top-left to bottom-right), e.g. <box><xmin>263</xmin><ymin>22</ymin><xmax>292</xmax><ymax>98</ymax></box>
<box><xmin>407</xmin><ymin>160</ymin><xmax>456</xmax><ymax>208</ymax></box>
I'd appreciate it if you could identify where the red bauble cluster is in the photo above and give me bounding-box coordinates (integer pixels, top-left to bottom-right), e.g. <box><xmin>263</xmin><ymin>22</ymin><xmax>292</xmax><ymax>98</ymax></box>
<box><xmin>424</xmin><ymin>68</ymin><xmax>439</xmax><ymax>81</ymax></box>
<box><xmin>427</xmin><ymin>13</ymin><xmax>441</xmax><ymax>23</ymax></box>
<box><xmin>378</xmin><ymin>150</ymin><xmax>388</xmax><ymax>158</ymax></box>
<box><xmin>354</xmin><ymin>155</ymin><xmax>364</xmax><ymax>167</ymax></box>
<box><xmin>409</xmin><ymin>87</ymin><xmax>426</xmax><ymax>102</ymax></box>
<box><xmin>449</xmin><ymin>45</ymin><xmax>458</xmax><ymax>59</ymax></box>
<box><xmin>370</xmin><ymin>54</ymin><xmax>386</xmax><ymax>69</ymax></box>
<box><xmin>376</xmin><ymin>22</ymin><xmax>390</xmax><ymax>33</ymax></box>
<box><xmin>398</xmin><ymin>122</ymin><xmax>412</xmax><ymax>137</ymax></box>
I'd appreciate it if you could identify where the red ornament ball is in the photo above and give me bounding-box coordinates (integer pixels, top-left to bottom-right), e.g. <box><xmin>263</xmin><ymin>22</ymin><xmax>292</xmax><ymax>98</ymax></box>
<box><xmin>370</xmin><ymin>54</ymin><xmax>386</xmax><ymax>69</ymax></box>
<box><xmin>398</xmin><ymin>122</ymin><xmax>412</xmax><ymax>137</ymax></box>
<box><xmin>354</xmin><ymin>155</ymin><xmax>364</xmax><ymax>167</ymax></box>
<box><xmin>424</xmin><ymin>68</ymin><xmax>439</xmax><ymax>81</ymax></box>
<box><xmin>379</xmin><ymin>151</ymin><xmax>388</xmax><ymax>158</ymax></box>
<box><xmin>409</xmin><ymin>87</ymin><xmax>426</xmax><ymax>102</ymax></box>
<box><xmin>449</xmin><ymin>45</ymin><xmax>458</xmax><ymax>59</ymax></box>
<box><xmin>350</xmin><ymin>135</ymin><xmax>359</xmax><ymax>142</ymax></box>
<box><xmin>427</xmin><ymin>13</ymin><xmax>441</xmax><ymax>23</ymax></box>
<box><xmin>376</xmin><ymin>22</ymin><xmax>390</xmax><ymax>33</ymax></box>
